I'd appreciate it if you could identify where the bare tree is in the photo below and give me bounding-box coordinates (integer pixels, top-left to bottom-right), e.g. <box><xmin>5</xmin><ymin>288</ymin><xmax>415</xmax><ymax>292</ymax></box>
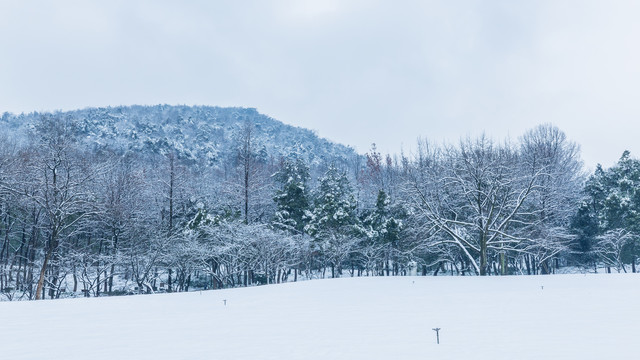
<box><xmin>519</xmin><ymin>124</ymin><xmax>583</xmax><ymax>274</ymax></box>
<box><xmin>594</xmin><ymin>229</ymin><xmax>637</xmax><ymax>273</ymax></box>
<box><xmin>407</xmin><ymin>136</ymin><xmax>542</xmax><ymax>275</ymax></box>
<box><xmin>21</xmin><ymin>116</ymin><xmax>98</xmax><ymax>299</ymax></box>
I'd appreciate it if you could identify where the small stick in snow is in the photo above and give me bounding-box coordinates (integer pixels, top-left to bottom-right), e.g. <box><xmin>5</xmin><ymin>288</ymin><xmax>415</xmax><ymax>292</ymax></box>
<box><xmin>432</xmin><ymin>328</ymin><xmax>441</xmax><ymax>344</ymax></box>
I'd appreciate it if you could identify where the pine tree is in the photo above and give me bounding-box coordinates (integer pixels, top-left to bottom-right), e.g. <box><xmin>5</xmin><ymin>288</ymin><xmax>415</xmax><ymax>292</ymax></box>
<box><xmin>360</xmin><ymin>190</ymin><xmax>403</xmax><ymax>275</ymax></box>
<box><xmin>575</xmin><ymin>151</ymin><xmax>640</xmax><ymax>272</ymax></box>
<box><xmin>305</xmin><ymin>164</ymin><xmax>357</xmax><ymax>236</ymax></box>
<box><xmin>305</xmin><ymin>164</ymin><xmax>358</xmax><ymax>277</ymax></box>
<box><xmin>272</xmin><ymin>157</ymin><xmax>310</xmax><ymax>234</ymax></box>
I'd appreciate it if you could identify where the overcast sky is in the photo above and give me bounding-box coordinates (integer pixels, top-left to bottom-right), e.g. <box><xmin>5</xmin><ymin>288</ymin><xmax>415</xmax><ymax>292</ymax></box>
<box><xmin>1</xmin><ymin>0</ymin><xmax>639</xmax><ymax>169</ymax></box>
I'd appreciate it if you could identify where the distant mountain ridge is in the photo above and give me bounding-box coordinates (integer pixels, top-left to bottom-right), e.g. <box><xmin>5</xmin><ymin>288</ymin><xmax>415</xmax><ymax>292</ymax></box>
<box><xmin>0</xmin><ymin>105</ymin><xmax>358</xmax><ymax>167</ymax></box>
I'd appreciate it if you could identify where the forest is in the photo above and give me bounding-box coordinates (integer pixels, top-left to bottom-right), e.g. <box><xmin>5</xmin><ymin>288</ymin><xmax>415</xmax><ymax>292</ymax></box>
<box><xmin>0</xmin><ymin>106</ymin><xmax>638</xmax><ymax>300</ymax></box>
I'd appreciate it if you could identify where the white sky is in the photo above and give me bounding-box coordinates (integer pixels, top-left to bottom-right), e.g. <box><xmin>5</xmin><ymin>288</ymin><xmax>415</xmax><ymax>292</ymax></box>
<box><xmin>1</xmin><ymin>0</ymin><xmax>639</xmax><ymax>169</ymax></box>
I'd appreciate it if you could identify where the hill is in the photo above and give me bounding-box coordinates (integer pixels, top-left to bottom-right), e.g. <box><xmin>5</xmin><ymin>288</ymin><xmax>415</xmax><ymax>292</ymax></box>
<box><xmin>0</xmin><ymin>105</ymin><xmax>358</xmax><ymax>167</ymax></box>
<box><xmin>1</xmin><ymin>275</ymin><xmax>637</xmax><ymax>359</ymax></box>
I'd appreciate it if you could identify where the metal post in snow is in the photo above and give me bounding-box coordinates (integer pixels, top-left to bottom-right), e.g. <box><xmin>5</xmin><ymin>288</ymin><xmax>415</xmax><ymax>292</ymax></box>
<box><xmin>432</xmin><ymin>328</ymin><xmax>441</xmax><ymax>344</ymax></box>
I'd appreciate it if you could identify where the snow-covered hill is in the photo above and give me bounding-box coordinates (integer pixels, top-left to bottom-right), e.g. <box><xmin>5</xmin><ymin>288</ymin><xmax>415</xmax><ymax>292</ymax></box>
<box><xmin>0</xmin><ymin>105</ymin><xmax>358</xmax><ymax>167</ymax></box>
<box><xmin>1</xmin><ymin>274</ymin><xmax>637</xmax><ymax>359</ymax></box>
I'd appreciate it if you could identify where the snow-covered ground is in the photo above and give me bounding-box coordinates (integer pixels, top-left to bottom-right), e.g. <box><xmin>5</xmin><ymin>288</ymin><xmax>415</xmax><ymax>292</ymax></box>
<box><xmin>1</xmin><ymin>274</ymin><xmax>637</xmax><ymax>359</ymax></box>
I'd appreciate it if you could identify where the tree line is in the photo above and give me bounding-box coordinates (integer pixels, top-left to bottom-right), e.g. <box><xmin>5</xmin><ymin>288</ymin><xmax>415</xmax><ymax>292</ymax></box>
<box><xmin>0</xmin><ymin>116</ymin><xmax>637</xmax><ymax>300</ymax></box>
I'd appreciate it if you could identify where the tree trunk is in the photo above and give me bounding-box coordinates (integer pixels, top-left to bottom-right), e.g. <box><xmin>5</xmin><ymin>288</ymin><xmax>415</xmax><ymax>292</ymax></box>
<box><xmin>479</xmin><ymin>240</ymin><xmax>488</xmax><ymax>276</ymax></box>
<box><xmin>35</xmin><ymin>250</ymin><xmax>51</xmax><ymax>300</ymax></box>
<box><xmin>540</xmin><ymin>259</ymin><xmax>550</xmax><ymax>275</ymax></box>
<box><xmin>433</xmin><ymin>262</ymin><xmax>442</xmax><ymax>276</ymax></box>
<box><xmin>73</xmin><ymin>268</ymin><xmax>78</xmax><ymax>292</ymax></box>
<box><xmin>169</xmin><ymin>155</ymin><xmax>174</xmax><ymax>233</ymax></box>
<box><xmin>244</xmin><ymin>165</ymin><xmax>249</xmax><ymax>224</ymax></box>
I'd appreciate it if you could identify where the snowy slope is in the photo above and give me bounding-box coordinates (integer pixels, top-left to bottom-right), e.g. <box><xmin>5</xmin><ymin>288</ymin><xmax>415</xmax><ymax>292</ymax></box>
<box><xmin>0</xmin><ymin>105</ymin><xmax>358</xmax><ymax>168</ymax></box>
<box><xmin>1</xmin><ymin>274</ymin><xmax>638</xmax><ymax>360</ymax></box>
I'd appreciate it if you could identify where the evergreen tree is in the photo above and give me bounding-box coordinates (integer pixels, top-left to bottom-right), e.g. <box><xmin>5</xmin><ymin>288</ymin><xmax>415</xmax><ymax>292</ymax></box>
<box><xmin>305</xmin><ymin>164</ymin><xmax>358</xmax><ymax>236</ymax></box>
<box><xmin>359</xmin><ymin>190</ymin><xmax>404</xmax><ymax>275</ymax></box>
<box><xmin>272</xmin><ymin>156</ymin><xmax>311</xmax><ymax>233</ymax></box>
<box><xmin>305</xmin><ymin>164</ymin><xmax>358</xmax><ymax>277</ymax></box>
<box><xmin>573</xmin><ymin>151</ymin><xmax>640</xmax><ymax>272</ymax></box>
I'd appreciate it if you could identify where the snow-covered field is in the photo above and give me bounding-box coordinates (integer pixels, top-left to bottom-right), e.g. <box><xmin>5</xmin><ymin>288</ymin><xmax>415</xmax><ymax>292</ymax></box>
<box><xmin>1</xmin><ymin>274</ymin><xmax>638</xmax><ymax>359</ymax></box>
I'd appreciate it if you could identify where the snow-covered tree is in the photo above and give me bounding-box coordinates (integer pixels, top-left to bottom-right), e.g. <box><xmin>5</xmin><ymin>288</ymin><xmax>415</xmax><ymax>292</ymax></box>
<box><xmin>407</xmin><ymin>136</ymin><xmax>544</xmax><ymax>276</ymax></box>
<box><xmin>272</xmin><ymin>156</ymin><xmax>310</xmax><ymax>234</ymax></box>
<box><xmin>25</xmin><ymin>116</ymin><xmax>100</xmax><ymax>299</ymax></box>
<box><xmin>305</xmin><ymin>164</ymin><xmax>359</xmax><ymax>278</ymax></box>
<box><xmin>359</xmin><ymin>190</ymin><xmax>405</xmax><ymax>275</ymax></box>
<box><xmin>518</xmin><ymin>124</ymin><xmax>583</xmax><ymax>274</ymax></box>
<box><xmin>574</xmin><ymin>151</ymin><xmax>640</xmax><ymax>272</ymax></box>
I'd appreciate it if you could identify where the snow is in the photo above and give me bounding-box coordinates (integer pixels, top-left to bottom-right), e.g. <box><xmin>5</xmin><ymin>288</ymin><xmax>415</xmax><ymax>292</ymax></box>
<box><xmin>1</xmin><ymin>274</ymin><xmax>638</xmax><ymax>359</ymax></box>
